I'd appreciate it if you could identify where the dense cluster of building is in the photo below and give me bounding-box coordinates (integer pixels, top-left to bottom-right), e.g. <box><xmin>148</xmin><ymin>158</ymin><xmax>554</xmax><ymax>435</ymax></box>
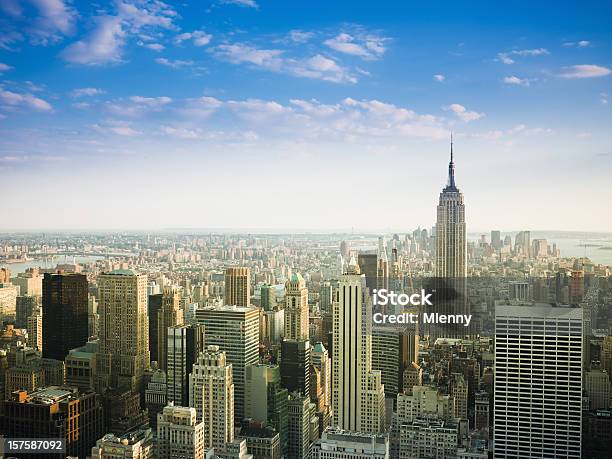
<box><xmin>0</xmin><ymin>149</ymin><xmax>610</xmax><ymax>458</ymax></box>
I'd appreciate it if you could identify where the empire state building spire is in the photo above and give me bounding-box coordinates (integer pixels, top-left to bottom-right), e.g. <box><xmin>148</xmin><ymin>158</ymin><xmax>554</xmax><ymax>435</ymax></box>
<box><xmin>435</xmin><ymin>136</ymin><xmax>466</xmax><ymax>279</ymax></box>
<box><xmin>446</xmin><ymin>133</ymin><xmax>457</xmax><ymax>191</ymax></box>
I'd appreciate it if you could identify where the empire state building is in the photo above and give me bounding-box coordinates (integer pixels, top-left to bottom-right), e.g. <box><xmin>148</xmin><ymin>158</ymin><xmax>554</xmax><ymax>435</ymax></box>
<box><xmin>435</xmin><ymin>138</ymin><xmax>466</xmax><ymax>279</ymax></box>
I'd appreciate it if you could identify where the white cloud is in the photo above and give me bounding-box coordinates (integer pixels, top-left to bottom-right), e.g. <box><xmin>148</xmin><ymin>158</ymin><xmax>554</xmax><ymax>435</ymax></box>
<box><xmin>558</xmin><ymin>64</ymin><xmax>611</xmax><ymax>79</ymax></box>
<box><xmin>128</xmin><ymin>96</ymin><xmax>172</xmax><ymax>107</ymax></box>
<box><xmin>155</xmin><ymin>57</ymin><xmax>194</xmax><ymax>68</ymax></box>
<box><xmin>0</xmin><ymin>63</ymin><xmax>13</xmax><ymax>72</ymax></box>
<box><xmin>0</xmin><ymin>88</ymin><xmax>53</xmax><ymax>111</ymax></box>
<box><xmin>288</xmin><ymin>30</ymin><xmax>314</xmax><ymax>43</ymax></box>
<box><xmin>92</xmin><ymin>120</ymin><xmax>142</xmax><ymax>136</ymax></box>
<box><xmin>175</xmin><ymin>30</ymin><xmax>212</xmax><ymax>47</ymax></box>
<box><xmin>61</xmin><ymin>1</ymin><xmax>178</xmax><ymax>65</ymax></box>
<box><xmin>601</xmin><ymin>92</ymin><xmax>609</xmax><ymax>105</ymax></box>
<box><xmin>28</xmin><ymin>0</ymin><xmax>78</xmax><ymax>44</ymax></box>
<box><xmin>323</xmin><ymin>32</ymin><xmax>387</xmax><ymax>60</ymax></box>
<box><xmin>213</xmin><ymin>43</ymin><xmax>357</xmax><ymax>83</ymax></box>
<box><xmin>444</xmin><ymin>103</ymin><xmax>485</xmax><ymax>122</ymax></box>
<box><xmin>497</xmin><ymin>48</ymin><xmax>549</xmax><ymax>64</ymax></box>
<box><xmin>71</xmin><ymin>87</ymin><xmax>106</xmax><ymax>97</ymax></box>
<box><xmin>160</xmin><ymin>125</ymin><xmax>202</xmax><ymax>139</ymax></box>
<box><xmin>563</xmin><ymin>40</ymin><xmax>590</xmax><ymax>48</ymax></box>
<box><xmin>61</xmin><ymin>16</ymin><xmax>126</xmax><ymax>65</ymax></box>
<box><xmin>181</xmin><ymin>96</ymin><xmax>224</xmax><ymax>117</ymax></box>
<box><xmin>109</xmin><ymin>125</ymin><xmax>141</xmax><ymax>136</ymax></box>
<box><xmin>143</xmin><ymin>42</ymin><xmax>164</xmax><ymax>51</ymax></box>
<box><xmin>503</xmin><ymin>75</ymin><xmax>530</xmax><ymax>86</ymax></box>
<box><xmin>433</xmin><ymin>74</ymin><xmax>445</xmax><ymax>82</ymax></box>
<box><xmin>219</xmin><ymin>0</ymin><xmax>258</xmax><ymax>8</ymax></box>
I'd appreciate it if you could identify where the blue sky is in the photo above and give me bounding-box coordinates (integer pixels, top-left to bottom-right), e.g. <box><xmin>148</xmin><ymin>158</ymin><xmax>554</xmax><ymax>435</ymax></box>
<box><xmin>1</xmin><ymin>0</ymin><xmax>611</xmax><ymax>231</ymax></box>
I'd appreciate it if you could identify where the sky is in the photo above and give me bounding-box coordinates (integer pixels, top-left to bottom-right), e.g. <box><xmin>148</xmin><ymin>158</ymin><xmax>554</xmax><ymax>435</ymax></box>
<box><xmin>0</xmin><ymin>0</ymin><xmax>611</xmax><ymax>232</ymax></box>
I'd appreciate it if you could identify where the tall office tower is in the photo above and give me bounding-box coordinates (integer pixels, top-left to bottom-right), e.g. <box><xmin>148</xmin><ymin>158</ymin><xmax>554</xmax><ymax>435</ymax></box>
<box><xmin>450</xmin><ymin>373</ymin><xmax>468</xmax><ymax>420</ymax></box>
<box><xmin>157</xmin><ymin>404</ymin><xmax>205</xmax><ymax>459</ymax></box>
<box><xmin>167</xmin><ymin>324</ymin><xmax>205</xmax><ymax>406</ymax></box>
<box><xmin>494</xmin><ymin>305</ymin><xmax>582</xmax><ymax>458</ymax></box>
<box><xmin>491</xmin><ymin>230</ymin><xmax>502</xmax><ymax>250</ymax></box>
<box><xmin>245</xmin><ymin>363</ymin><xmax>289</xmax><ymax>456</ymax></box>
<box><xmin>312</xmin><ymin>342</ymin><xmax>331</xmax><ymax>407</ymax></box>
<box><xmin>340</xmin><ymin>240</ymin><xmax>350</xmax><ymax>259</ymax></box>
<box><xmin>320</xmin><ymin>282</ymin><xmax>333</xmax><ymax>313</ymax></box>
<box><xmin>515</xmin><ymin>231</ymin><xmax>531</xmax><ymax>257</ymax></box>
<box><xmin>584</xmin><ymin>369</ymin><xmax>611</xmax><ymax>410</ymax></box>
<box><xmin>474</xmin><ymin>391</ymin><xmax>490</xmax><ymax>430</ymax></box>
<box><xmin>158</xmin><ymin>286</ymin><xmax>184</xmax><ymax>371</ymax></box>
<box><xmin>88</xmin><ymin>295</ymin><xmax>99</xmax><ymax>339</ymax></box>
<box><xmin>96</xmin><ymin>269</ymin><xmax>149</xmax><ymax>395</ymax></box>
<box><xmin>280</xmin><ymin>339</ymin><xmax>311</xmax><ymax>398</ymax></box>
<box><xmin>312</xmin><ymin>427</ymin><xmax>390</xmax><ymax>459</ymax></box>
<box><xmin>148</xmin><ymin>292</ymin><xmax>163</xmax><ymax>364</ymax></box>
<box><xmin>532</xmin><ymin>239</ymin><xmax>548</xmax><ymax>258</ymax></box>
<box><xmin>285</xmin><ymin>273</ymin><xmax>309</xmax><ymax>341</ymax></box>
<box><xmin>261</xmin><ymin>283</ymin><xmax>276</xmax><ymax>311</ymax></box>
<box><xmin>601</xmin><ymin>336</ymin><xmax>612</xmax><ymax>380</ymax></box>
<box><xmin>0</xmin><ymin>386</ymin><xmax>104</xmax><ymax>459</ymax></box>
<box><xmin>145</xmin><ymin>369</ymin><xmax>167</xmax><ymax>429</ymax></box>
<box><xmin>372</xmin><ymin>326</ymin><xmax>419</xmax><ymax>400</ymax></box>
<box><xmin>357</xmin><ymin>252</ymin><xmax>378</xmax><ymax>292</ymax></box>
<box><xmin>189</xmin><ymin>345</ymin><xmax>234</xmax><ymax>449</ymax></box>
<box><xmin>26</xmin><ymin>306</ymin><xmax>43</xmax><ymax>351</ymax></box>
<box><xmin>16</xmin><ymin>295</ymin><xmax>38</xmax><ymax>328</ymax></box>
<box><xmin>377</xmin><ymin>250</ymin><xmax>389</xmax><ymax>291</ymax></box>
<box><xmin>225</xmin><ymin>267</ymin><xmax>251</xmax><ymax>306</ymax></box>
<box><xmin>435</xmin><ymin>139</ymin><xmax>466</xmax><ymax>279</ymax></box>
<box><xmin>195</xmin><ymin>305</ymin><xmax>259</xmax><ymax>423</ymax></box>
<box><xmin>42</xmin><ymin>273</ymin><xmax>88</xmax><ymax>361</ymax></box>
<box><xmin>332</xmin><ymin>259</ymin><xmax>385</xmax><ymax>434</ymax></box>
<box><xmin>288</xmin><ymin>392</ymin><xmax>316</xmax><ymax>459</ymax></box>
<box><xmin>570</xmin><ymin>270</ymin><xmax>584</xmax><ymax>304</ymax></box>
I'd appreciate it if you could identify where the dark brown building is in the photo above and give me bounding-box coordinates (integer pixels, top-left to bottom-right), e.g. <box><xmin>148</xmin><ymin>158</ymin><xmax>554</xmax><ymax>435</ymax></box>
<box><xmin>42</xmin><ymin>273</ymin><xmax>88</xmax><ymax>361</ymax></box>
<box><xmin>0</xmin><ymin>386</ymin><xmax>103</xmax><ymax>459</ymax></box>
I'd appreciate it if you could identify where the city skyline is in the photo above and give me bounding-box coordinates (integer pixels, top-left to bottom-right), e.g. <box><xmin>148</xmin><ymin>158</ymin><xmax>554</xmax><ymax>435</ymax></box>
<box><xmin>1</xmin><ymin>1</ymin><xmax>611</xmax><ymax>231</ymax></box>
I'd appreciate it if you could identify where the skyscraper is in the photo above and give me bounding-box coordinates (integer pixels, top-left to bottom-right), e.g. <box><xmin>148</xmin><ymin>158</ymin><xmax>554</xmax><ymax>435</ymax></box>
<box><xmin>494</xmin><ymin>304</ymin><xmax>582</xmax><ymax>458</ymax></box>
<box><xmin>195</xmin><ymin>305</ymin><xmax>259</xmax><ymax>423</ymax></box>
<box><xmin>42</xmin><ymin>273</ymin><xmax>88</xmax><ymax>361</ymax></box>
<box><xmin>148</xmin><ymin>292</ymin><xmax>163</xmax><ymax>364</ymax></box>
<box><xmin>225</xmin><ymin>267</ymin><xmax>251</xmax><ymax>307</ymax></box>
<box><xmin>357</xmin><ymin>253</ymin><xmax>378</xmax><ymax>292</ymax></box>
<box><xmin>435</xmin><ymin>138</ymin><xmax>466</xmax><ymax>279</ymax></box>
<box><xmin>96</xmin><ymin>269</ymin><xmax>149</xmax><ymax>395</ymax></box>
<box><xmin>491</xmin><ymin>230</ymin><xmax>502</xmax><ymax>250</ymax></box>
<box><xmin>189</xmin><ymin>345</ymin><xmax>234</xmax><ymax>449</ymax></box>
<box><xmin>284</xmin><ymin>273</ymin><xmax>309</xmax><ymax>341</ymax></box>
<box><xmin>261</xmin><ymin>283</ymin><xmax>276</xmax><ymax>311</ymax></box>
<box><xmin>166</xmin><ymin>324</ymin><xmax>205</xmax><ymax>406</ymax></box>
<box><xmin>332</xmin><ymin>258</ymin><xmax>385</xmax><ymax>434</ymax></box>
<box><xmin>245</xmin><ymin>363</ymin><xmax>289</xmax><ymax>456</ymax></box>
<box><xmin>280</xmin><ymin>339</ymin><xmax>311</xmax><ymax>398</ymax></box>
<box><xmin>158</xmin><ymin>286</ymin><xmax>184</xmax><ymax>371</ymax></box>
